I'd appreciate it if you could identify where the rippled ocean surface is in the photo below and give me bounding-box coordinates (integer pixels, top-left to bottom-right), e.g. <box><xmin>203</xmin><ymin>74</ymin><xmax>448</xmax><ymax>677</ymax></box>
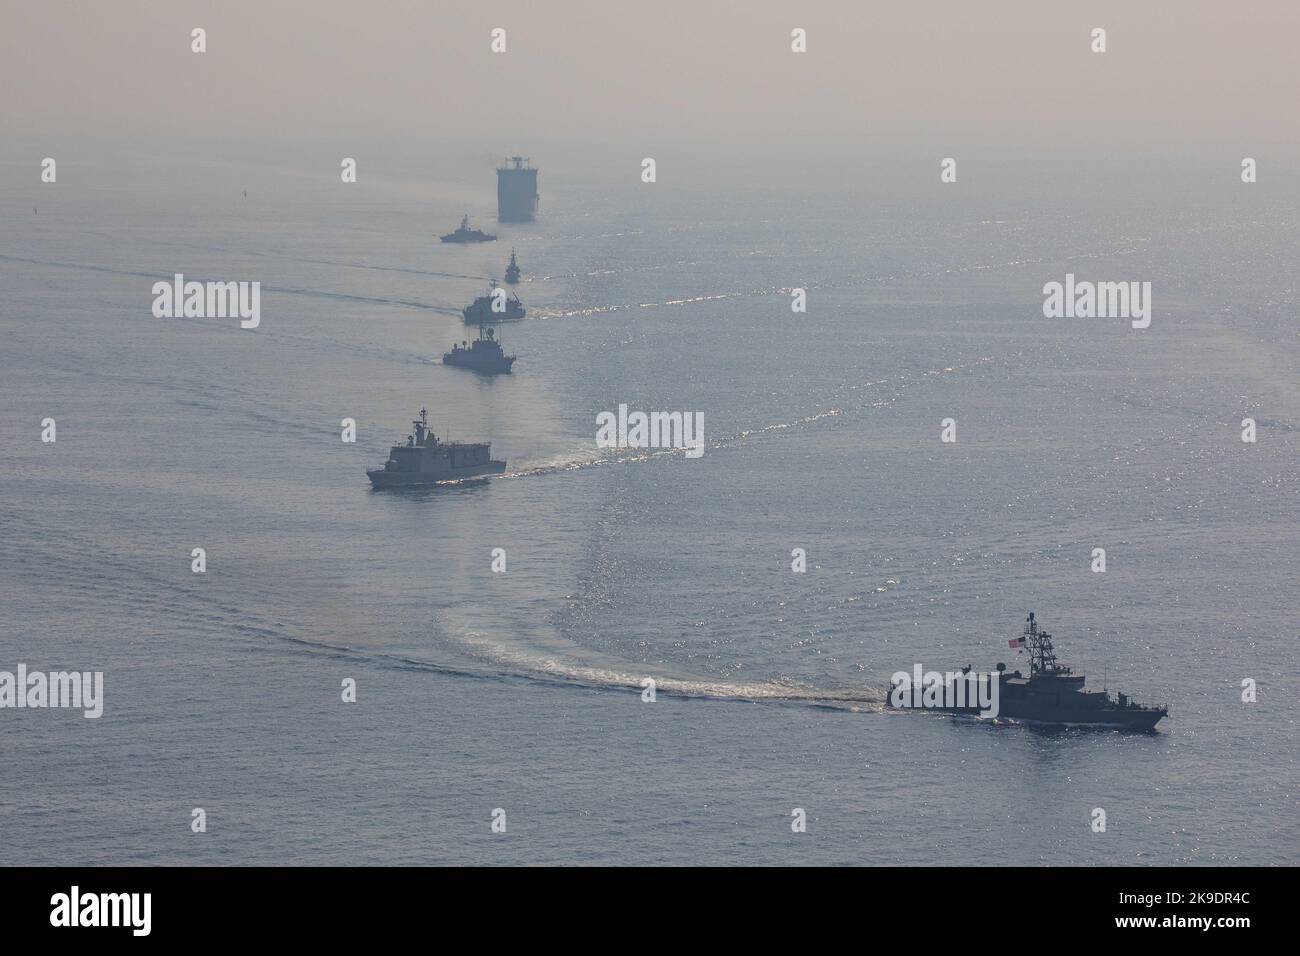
<box><xmin>1</xmin><ymin>149</ymin><xmax>1296</xmax><ymax>865</ymax></box>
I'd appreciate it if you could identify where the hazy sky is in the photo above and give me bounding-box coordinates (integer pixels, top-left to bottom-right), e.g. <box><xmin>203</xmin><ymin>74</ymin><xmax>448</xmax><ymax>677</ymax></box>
<box><xmin>4</xmin><ymin>0</ymin><xmax>1299</xmax><ymax>192</ymax></box>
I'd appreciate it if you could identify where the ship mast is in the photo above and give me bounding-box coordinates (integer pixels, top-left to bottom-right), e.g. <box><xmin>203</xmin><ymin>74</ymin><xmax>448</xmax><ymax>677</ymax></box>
<box><xmin>1024</xmin><ymin>612</ymin><xmax>1063</xmax><ymax>676</ymax></box>
<box><xmin>412</xmin><ymin>407</ymin><xmax>434</xmax><ymax>446</ymax></box>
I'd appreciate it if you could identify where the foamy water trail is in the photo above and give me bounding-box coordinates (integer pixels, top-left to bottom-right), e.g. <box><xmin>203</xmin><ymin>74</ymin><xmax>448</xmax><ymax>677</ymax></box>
<box><xmin>407</xmin><ymin>357</ymin><xmax>1000</xmax><ymax>704</ymax></box>
<box><xmin>531</xmin><ymin>250</ymin><xmax>778</xmax><ymax>283</ymax></box>
<box><xmin>530</xmin><ymin>287</ymin><xmax>786</xmax><ymax>320</ymax></box>
<box><xmin>262</xmin><ymin>612</ymin><xmax>885</xmax><ymax>711</ymax></box>
<box><xmin>489</xmin><ymin>356</ymin><xmax>996</xmax><ymax>481</ymax></box>
<box><xmin>524</xmin><ymin>240</ymin><xmax>1144</xmax><ymax>321</ymax></box>
<box><xmin>492</xmin><ymin>414</ymin><xmax>843</xmax><ymax>482</ymax></box>
<box><xmin>438</xmin><ymin>616</ymin><xmax>886</xmax><ymax>710</ymax></box>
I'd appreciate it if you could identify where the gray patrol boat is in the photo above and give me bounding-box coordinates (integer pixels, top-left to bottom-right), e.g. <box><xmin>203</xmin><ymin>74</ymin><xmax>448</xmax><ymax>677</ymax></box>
<box><xmin>443</xmin><ymin>324</ymin><xmax>515</xmax><ymax>374</ymax></box>
<box><xmin>463</xmin><ymin>280</ymin><xmax>524</xmax><ymax>323</ymax></box>
<box><xmin>367</xmin><ymin>408</ymin><xmax>506</xmax><ymax>488</ymax></box>
<box><xmin>887</xmin><ymin>612</ymin><xmax>1168</xmax><ymax>730</ymax></box>
<box><xmin>440</xmin><ymin>215</ymin><xmax>496</xmax><ymax>244</ymax></box>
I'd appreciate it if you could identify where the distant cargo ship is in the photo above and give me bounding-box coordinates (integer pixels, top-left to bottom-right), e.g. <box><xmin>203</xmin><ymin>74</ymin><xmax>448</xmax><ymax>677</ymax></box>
<box><xmin>886</xmin><ymin>612</ymin><xmax>1168</xmax><ymax>730</ymax></box>
<box><xmin>497</xmin><ymin>157</ymin><xmax>538</xmax><ymax>223</ymax></box>
<box><xmin>367</xmin><ymin>408</ymin><xmax>505</xmax><ymax>488</ymax></box>
<box><xmin>440</xmin><ymin>215</ymin><xmax>496</xmax><ymax>244</ymax></box>
<box><xmin>443</xmin><ymin>324</ymin><xmax>515</xmax><ymax>375</ymax></box>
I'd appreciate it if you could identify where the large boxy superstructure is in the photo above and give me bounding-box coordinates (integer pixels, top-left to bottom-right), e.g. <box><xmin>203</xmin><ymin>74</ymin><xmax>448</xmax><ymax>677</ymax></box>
<box><xmin>496</xmin><ymin>156</ymin><xmax>538</xmax><ymax>222</ymax></box>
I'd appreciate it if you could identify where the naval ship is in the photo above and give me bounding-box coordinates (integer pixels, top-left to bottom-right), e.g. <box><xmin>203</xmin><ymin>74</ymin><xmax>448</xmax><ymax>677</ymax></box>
<box><xmin>439</xmin><ymin>215</ymin><xmax>496</xmax><ymax>243</ymax></box>
<box><xmin>887</xmin><ymin>613</ymin><xmax>1168</xmax><ymax>730</ymax></box>
<box><xmin>504</xmin><ymin>250</ymin><xmax>521</xmax><ymax>284</ymax></box>
<box><xmin>367</xmin><ymin>408</ymin><xmax>506</xmax><ymax>488</ymax></box>
<box><xmin>443</xmin><ymin>324</ymin><xmax>515</xmax><ymax>374</ymax></box>
<box><xmin>463</xmin><ymin>281</ymin><xmax>525</xmax><ymax>323</ymax></box>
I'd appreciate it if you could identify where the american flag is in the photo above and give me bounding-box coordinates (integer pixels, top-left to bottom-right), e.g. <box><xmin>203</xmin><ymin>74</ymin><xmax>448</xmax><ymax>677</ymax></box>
<box><xmin>1008</xmin><ymin>637</ymin><xmax>1026</xmax><ymax>649</ymax></box>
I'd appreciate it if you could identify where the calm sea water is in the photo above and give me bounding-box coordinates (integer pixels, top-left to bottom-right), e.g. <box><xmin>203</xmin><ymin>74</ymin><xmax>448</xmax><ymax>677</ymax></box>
<box><xmin>1</xmin><ymin>149</ymin><xmax>1296</xmax><ymax>865</ymax></box>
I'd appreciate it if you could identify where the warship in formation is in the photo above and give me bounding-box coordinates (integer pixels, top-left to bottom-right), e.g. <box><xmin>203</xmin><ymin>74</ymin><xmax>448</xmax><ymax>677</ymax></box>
<box><xmin>463</xmin><ymin>281</ymin><xmax>525</xmax><ymax>323</ymax></box>
<box><xmin>504</xmin><ymin>250</ymin><xmax>521</xmax><ymax>284</ymax></box>
<box><xmin>440</xmin><ymin>215</ymin><xmax>496</xmax><ymax>243</ymax></box>
<box><xmin>887</xmin><ymin>612</ymin><xmax>1169</xmax><ymax>730</ymax></box>
<box><xmin>443</xmin><ymin>324</ymin><xmax>515</xmax><ymax>374</ymax></box>
<box><xmin>367</xmin><ymin>408</ymin><xmax>506</xmax><ymax>488</ymax></box>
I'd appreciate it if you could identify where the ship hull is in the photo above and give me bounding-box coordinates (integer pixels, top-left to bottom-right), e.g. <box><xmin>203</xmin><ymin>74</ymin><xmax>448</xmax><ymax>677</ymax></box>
<box><xmin>1013</xmin><ymin>710</ymin><xmax>1165</xmax><ymax>730</ymax></box>
<box><xmin>463</xmin><ymin>310</ymin><xmax>523</xmax><ymax>323</ymax></box>
<box><xmin>442</xmin><ymin>357</ymin><xmax>514</xmax><ymax>374</ymax></box>
<box><xmin>367</xmin><ymin>461</ymin><xmax>506</xmax><ymax>489</ymax></box>
<box><xmin>890</xmin><ymin>702</ymin><xmax>1166</xmax><ymax>731</ymax></box>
